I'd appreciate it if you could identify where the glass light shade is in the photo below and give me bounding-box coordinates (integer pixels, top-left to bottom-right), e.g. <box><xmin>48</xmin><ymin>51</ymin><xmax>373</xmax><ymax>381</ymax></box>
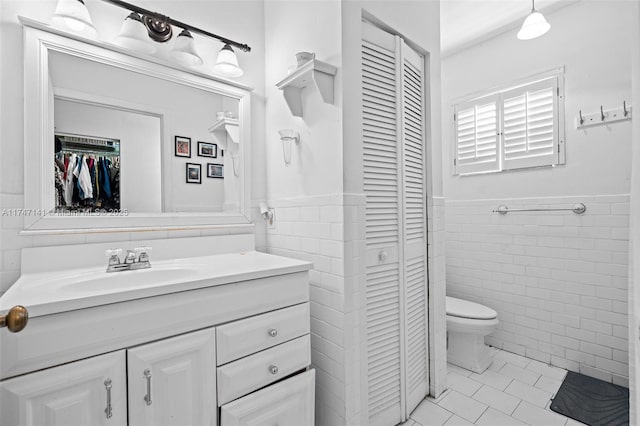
<box><xmin>51</xmin><ymin>0</ymin><xmax>97</xmax><ymax>36</ymax></box>
<box><xmin>214</xmin><ymin>44</ymin><xmax>244</xmax><ymax>78</ymax></box>
<box><xmin>278</xmin><ymin>129</ymin><xmax>299</xmax><ymax>166</ymax></box>
<box><xmin>517</xmin><ymin>10</ymin><xmax>551</xmax><ymax>40</ymax></box>
<box><xmin>170</xmin><ymin>29</ymin><xmax>204</xmax><ymax>66</ymax></box>
<box><xmin>115</xmin><ymin>13</ymin><xmax>155</xmax><ymax>54</ymax></box>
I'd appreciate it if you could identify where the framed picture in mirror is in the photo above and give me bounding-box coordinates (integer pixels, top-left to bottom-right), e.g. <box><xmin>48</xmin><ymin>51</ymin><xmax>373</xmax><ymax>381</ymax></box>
<box><xmin>207</xmin><ymin>163</ymin><xmax>224</xmax><ymax>179</ymax></box>
<box><xmin>175</xmin><ymin>136</ymin><xmax>191</xmax><ymax>158</ymax></box>
<box><xmin>198</xmin><ymin>141</ymin><xmax>217</xmax><ymax>158</ymax></box>
<box><xmin>186</xmin><ymin>163</ymin><xmax>201</xmax><ymax>183</ymax></box>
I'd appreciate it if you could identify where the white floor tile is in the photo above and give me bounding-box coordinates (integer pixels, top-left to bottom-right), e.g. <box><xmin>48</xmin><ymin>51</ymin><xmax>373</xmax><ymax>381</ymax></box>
<box><xmin>437</xmin><ymin>390</ymin><xmax>488</xmax><ymax>423</ymax></box>
<box><xmin>447</xmin><ymin>363</ymin><xmax>473</xmax><ymax>377</ymax></box>
<box><xmin>473</xmin><ymin>384</ymin><xmax>521</xmax><ymax>415</ymax></box>
<box><xmin>499</xmin><ymin>363</ymin><xmax>541</xmax><ymax>385</ymax></box>
<box><xmin>410</xmin><ymin>399</ymin><xmax>452</xmax><ymax>426</ymax></box>
<box><xmin>505</xmin><ymin>380</ymin><xmax>553</xmax><ymax>407</ymax></box>
<box><xmin>565</xmin><ymin>418</ymin><xmax>588</xmax><ymax>425</ymax></box>
<box><xmin>443</xmin><ymin>414</ymin><xmax>475</xmax><ymax>426</ymax></box>
<box><xmin>469</xmin><ymin>369</ymin><xmax>513</xmax><ymax>391</ymax></box>
<box><xmin>535</xmin><ymin>375</ymin><xmax>564</xmax><ymax>395</ymax></box>
<box><xmin>494</xmin><ymin>350</ymin><xmax>532</xmax><ymax>368</ymax></box>
<box><xmin>512</xmin><ymin>401</ymin><xmax>568</xmax><ymax>426</ymax></box>
<box><xmin>527</xmin><ymin>359</ymin><xmax>568</xmax><ymax>381</ymax></box>
<box><xmin>488</xmin><ymin>357</ymin><xmax>508</xmax><ymax>372</ymax></box>
<box><xmin>446</xmin><ymin>371</ymin><xmax>482</xmax><ymax>396</ymax></box>
<box><xmin>476</xmin><ymin>407</ymin><xmax>528</xmax><ymax>426</ymax></box>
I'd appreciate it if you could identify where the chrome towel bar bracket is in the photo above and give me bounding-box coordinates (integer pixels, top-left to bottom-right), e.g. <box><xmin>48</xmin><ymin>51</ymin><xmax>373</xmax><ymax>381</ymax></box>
<box><xmin>493</xmin><ymin>203</ymin><xmax>586</xmax><ymax>215</ymax></box>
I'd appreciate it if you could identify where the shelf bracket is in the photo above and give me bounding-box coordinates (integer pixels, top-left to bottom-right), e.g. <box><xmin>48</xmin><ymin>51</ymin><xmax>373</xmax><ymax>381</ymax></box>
<box><xmin>276</xmin><ymin>59</ymin><xmax>337</xmax><ymax>118</ymax></box>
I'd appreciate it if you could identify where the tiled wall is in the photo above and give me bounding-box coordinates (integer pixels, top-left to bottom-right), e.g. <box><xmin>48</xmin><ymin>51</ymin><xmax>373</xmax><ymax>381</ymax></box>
<box><xmin>263</xmin><ymin>194</ymin><xmax>357</xmax><ymax>426</ymax></box>
<box><xmin>446</xmin><ymin>194</ymin><xmax>630</xmax><ymax>385</ymax></box>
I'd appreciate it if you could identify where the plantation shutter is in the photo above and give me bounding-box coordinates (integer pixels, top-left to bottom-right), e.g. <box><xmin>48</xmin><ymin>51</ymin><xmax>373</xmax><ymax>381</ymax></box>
<box><xmin>400</xmin><ymin>41</ymin><xmax>428</xmax><ymax>414</ymax></box>
<box><xmin>454</xmin><ymin>94</ymin><xmax>500</xmax><ymax>174</ymax></box>
<box><xmin>362</xmin><ymin>21</ymin><xmax>403</xmax><ymax>426</ymax></box>
<box><xmin>502</xmin><ymin>77</ymin><xmax>559</xmax><ymax>170</ymax></box>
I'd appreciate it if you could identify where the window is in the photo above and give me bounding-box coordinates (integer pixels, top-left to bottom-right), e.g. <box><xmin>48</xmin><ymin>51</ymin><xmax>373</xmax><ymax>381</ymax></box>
<box><xmin>453</xmin><ymin>70</ymin><xmax>564</xmax><ymax>175</ymax></box>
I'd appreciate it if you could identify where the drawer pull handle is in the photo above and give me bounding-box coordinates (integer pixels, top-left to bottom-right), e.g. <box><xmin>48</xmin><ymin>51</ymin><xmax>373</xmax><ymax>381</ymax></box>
<box><xmin>104</xmin><ymin>379</ymin><xmax>113</xmax><ymax>419</ymax></box>
<box><xmin>268</xmin><ymin>328</ymin><xmax>278</xmax><ymax>337</ymax></box>
<box><xmin>269</xmin><ymin>365</ymin><xmax>279</xmax><ymax>375</ymax></box>
<box><xmin>143</xmin><ymin>369</ymin><xmax>152</xmax><ymax>406</ymax></box>
<box><xmin>0</xmin><ymin>305</ymin><xmax>28</xmax><ymax>333</ymax></box>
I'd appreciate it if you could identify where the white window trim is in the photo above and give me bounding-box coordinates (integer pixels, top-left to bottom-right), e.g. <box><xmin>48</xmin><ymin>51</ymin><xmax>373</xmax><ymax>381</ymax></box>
<box><xmin>452</xmin><ymin>67</ymin><xmax>565</xmax><ymax>176</ymax></box>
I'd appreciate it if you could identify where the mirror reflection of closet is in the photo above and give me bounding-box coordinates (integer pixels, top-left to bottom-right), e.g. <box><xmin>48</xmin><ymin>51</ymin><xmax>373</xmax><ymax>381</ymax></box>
<box><xmin>54</xmin><ymin>132</ymin><xmax>122</xmax><ymax>213</ymax></box>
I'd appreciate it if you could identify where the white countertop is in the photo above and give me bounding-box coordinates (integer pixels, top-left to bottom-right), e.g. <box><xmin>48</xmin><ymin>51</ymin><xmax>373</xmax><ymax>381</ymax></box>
<box><xmin>0</xmin><ymin>251</ymin><xmax>311</xmax><ymax>318</ymax></box>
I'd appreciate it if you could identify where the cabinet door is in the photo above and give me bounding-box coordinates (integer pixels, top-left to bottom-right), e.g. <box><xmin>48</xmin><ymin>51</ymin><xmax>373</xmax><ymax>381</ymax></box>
<box><xmin>0</xmin><ymin>351</ymin><xmax>126</xmax><ymax>426</ymax></box>
<box><xmin>220</xmin><ymin>369</ymin><xmax>315</xmax><ymax>426</ymax></box>
<box><xmin>128</xmin><ymin>327</ymin><xmax>216</xmax><ymax>426</ymax></box>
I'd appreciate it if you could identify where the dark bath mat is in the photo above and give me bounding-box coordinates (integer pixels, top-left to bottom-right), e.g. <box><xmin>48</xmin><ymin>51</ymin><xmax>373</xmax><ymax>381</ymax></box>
<box><xmin>550</xmin><ymin>371</ymin><xmax>629</xmax><ymax>426</ymax></box>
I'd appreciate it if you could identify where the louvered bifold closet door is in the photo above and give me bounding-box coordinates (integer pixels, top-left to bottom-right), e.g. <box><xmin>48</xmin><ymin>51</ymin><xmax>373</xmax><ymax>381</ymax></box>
<box><xmin>400</xmin><ymin>42</ymin><xmax>428</xmax><ymax>415</ymax></box>
<box><xmin>362</xmin><ymin>21</ymin><xmax>403</xmax><ymax>426</ymax></box>
<box><xmin>502</xmin><ymin>77</ymin><xmax>559</xmax><ymax>170</ymax></box>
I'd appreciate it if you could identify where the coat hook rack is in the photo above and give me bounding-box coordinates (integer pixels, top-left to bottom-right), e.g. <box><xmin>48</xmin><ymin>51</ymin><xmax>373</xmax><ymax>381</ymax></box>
<box><xmin>576</xmin><ymin>102</ymin><xmax>632</xmax><ymax>129</ymax></box>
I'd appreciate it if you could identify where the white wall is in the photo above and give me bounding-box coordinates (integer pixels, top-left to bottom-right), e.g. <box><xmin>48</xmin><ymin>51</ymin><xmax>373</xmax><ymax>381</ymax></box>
<box><xmin>628</xmin><ymin>0</ymin><xmax>640</xmax><ymax>422</ymax></box>
<box><xmin>442</xmin><ymin>0</ymin><xmax>633</xmax><ymax>383</ymax></box>
<box><xmin>55</xmin><ymin>98</ymin><xmax>163</xmax><ymax>213</ymax></box>
<box><xmin>0</xmin><ymin>0</ymin><xmax>265</xmax><ymax>293</ymax></box>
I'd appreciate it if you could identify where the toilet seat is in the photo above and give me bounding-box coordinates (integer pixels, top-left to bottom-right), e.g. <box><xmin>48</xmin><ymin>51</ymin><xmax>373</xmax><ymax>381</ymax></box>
<box><xmin>446</xmin><ymin>296</ymin><xmax>497</xmax><ymax>320</ymax></box>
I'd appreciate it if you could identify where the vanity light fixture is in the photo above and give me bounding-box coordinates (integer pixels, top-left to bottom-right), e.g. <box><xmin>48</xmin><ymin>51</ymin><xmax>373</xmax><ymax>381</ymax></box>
<box><xmin>52</xmin><ymin>0</ymin><xmax>97</xmax><ymax>37</ymax></box>
<box><xmin>114</xmin><ymin>12</ymin><xmax>155</xmax><ymax>53</ymax></box>
<box><xmin>214</xmin><ymin>44</ymin><xmax>244</xmax><ymax>78</ymax></box>
<box><xmin>171</xmin><ymin>29</ymin><xmax>204</xmax><ymax>66</ymax></box>
<box><xmin>99</xmin><ymin>0</ymin><xmax>250</xmax><ymax>75</ymax></box>
<box><xmin>278</xmin><ymin>129</ymin><xmax>300</xmax><ymax>166</ymax></box>
<box><xmin>517</xmin><ymin>0</ymin><xmax>551</xmax><ymax>40</ymax></box>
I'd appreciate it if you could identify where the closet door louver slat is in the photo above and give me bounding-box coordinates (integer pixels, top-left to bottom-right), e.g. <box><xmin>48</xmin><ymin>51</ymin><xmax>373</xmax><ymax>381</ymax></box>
<box><xmin>363</xmin><ymin>30</ymin><xmax>403</xmax><ymax>426</ymax></box>
<box><xmin>401</xmin><ymin>45</ymin><xmax>429</xmax><ymax>414</ymax></box>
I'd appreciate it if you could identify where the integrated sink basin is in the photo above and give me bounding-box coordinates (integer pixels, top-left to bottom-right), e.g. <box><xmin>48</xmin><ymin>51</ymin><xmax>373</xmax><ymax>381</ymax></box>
<box><xmin>61</xmin><ymin>266</ymin><xmax>199</xmax><ymax>294</ymax></box>
<box><xmin>0</xmin><ymin>249</ymin><xmax>312</xmax><ymax>319</ymax></box>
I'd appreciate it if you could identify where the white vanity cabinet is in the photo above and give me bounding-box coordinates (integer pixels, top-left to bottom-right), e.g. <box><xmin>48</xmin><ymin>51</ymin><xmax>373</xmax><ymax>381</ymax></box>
<box><xmin>0</xmin><ymin>351</ymin><xmax>127</xmax><ymax>426</ymax></box>
<box><xmin>127</xmin><ymin>328</ymin><xmax>217</xmax><ymax>426</ymax></box>
<box><xmin>0</xmin><ymin>251</ymin><xmax>314</xmax><ymax>426</ymax></box>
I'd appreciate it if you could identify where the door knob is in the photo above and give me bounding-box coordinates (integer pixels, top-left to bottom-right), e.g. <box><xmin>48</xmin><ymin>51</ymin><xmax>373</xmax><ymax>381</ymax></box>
<box><xmin>0</xmin><ymin>305</ymin><xmax>28</xmax><ymax>333</ymax></box>
<box><xmin>378</xmin><ymin>251</ymin><xmax>388</xmax><ymax>262</ymax></box>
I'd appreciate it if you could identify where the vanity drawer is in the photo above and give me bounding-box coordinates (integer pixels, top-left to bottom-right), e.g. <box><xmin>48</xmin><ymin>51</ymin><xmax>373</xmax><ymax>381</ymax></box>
<box><xmin>217</xmin><ymin>334</ymin><xmax>311</xmax><ymax>405</ymax></box>
<box><xmin>220</xmin><ymin>369</ymin><xmax>315</xmax><ymax>426</ymax></box>
<box><xmin>216</xmin><ymin>303</ymin><xmax>310</xmax><ymax>365</ymax></box>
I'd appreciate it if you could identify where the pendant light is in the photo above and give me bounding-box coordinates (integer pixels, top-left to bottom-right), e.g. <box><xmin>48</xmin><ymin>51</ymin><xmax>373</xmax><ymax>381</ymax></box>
<box><xmin>115</xmin><ymin>12</ymin><xmax>155</xmax><ymax>54</ymax></box>
<box><xmin>517</xmin><ymin>0</ymin><xmax>551</xmax><ymax>40</ymax></box>
<box><xmin>170</xmin><ymin>29</ymin><xmax>204</xmax><ymax>66</ymax></box>
<box><xmin>214</xmin><ymin>44</ymin><xmax>244</xmax><ymax>78</ymax></box>
<box><xmin>52</xmin><ymin>0</ymin><xmax>97</xmax><ymax>37</ymax></box>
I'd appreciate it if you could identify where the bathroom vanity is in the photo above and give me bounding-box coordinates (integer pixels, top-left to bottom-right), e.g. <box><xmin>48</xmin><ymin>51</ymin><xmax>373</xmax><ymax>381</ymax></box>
<box><xmin>0</xmin><ymin>243</ymin><xmax>314</xmax><ymax>426</ymax></box>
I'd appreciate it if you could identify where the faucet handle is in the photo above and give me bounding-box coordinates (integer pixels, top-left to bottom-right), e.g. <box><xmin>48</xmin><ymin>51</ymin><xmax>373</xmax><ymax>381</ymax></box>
<box><xmin>105</xmin><ymin>248</ymin><xmax>122</xmax><ymax>257</ymax></box>
<box><xmin>105</xmin><ymin>249</ymin><xmax>122</xmax><ymax>266</ymax></box>
<box><xmin>134</xmin><ymin>246</ymin><xmax>152</xmax><ymax>263</ymax></box>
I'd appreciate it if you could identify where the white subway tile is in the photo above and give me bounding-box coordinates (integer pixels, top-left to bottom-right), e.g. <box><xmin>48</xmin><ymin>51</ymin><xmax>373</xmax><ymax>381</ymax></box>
<box><xmin>579</xmin><ymin>365</ymin><xmax>612</xmax><ymax>382</ymax></box>
<box><xmin>580</xmin><ymin>341</ymin><xmax>612</xmax><ymax>359</ymax></box>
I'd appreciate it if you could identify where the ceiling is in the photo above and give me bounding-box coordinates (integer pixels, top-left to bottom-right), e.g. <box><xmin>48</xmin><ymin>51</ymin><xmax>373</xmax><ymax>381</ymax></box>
<box><xmin>440</xmin><ymin>0</ymin><xmax>579</xmax><ymax>56</ymax></box>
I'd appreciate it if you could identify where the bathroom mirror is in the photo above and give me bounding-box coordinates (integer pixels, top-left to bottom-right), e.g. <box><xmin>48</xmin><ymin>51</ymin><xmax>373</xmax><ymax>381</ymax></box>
<box><xmin>22</xmin><ymin>17</ymin><xmax>252</xmax><ymax>232</ymax></box>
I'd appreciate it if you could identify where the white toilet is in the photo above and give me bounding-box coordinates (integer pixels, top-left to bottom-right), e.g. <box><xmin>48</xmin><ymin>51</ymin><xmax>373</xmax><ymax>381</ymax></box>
<box><xmin>446</xmin><ymin>296</ymin><xmax>499</xmax><ymax>373</ymax></box>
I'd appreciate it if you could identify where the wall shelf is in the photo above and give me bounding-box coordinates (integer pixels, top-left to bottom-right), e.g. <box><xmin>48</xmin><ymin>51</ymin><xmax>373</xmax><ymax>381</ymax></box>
<box><xmin>275</xmin><ymin>59</ymin><xmax>337</xmax><ymax>118</ymax></box>
<box><xmin>208</xmin><ymin>117</ymin><xmax>239</xmax><ymax>149</ymax></box>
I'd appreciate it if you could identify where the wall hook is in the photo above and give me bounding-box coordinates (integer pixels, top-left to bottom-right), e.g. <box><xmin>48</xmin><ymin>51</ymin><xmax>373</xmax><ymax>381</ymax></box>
<box><xmin>578</xmin><ymin>110</ymin><xmax>584</xmax><ymax>125</ymax></box>
<box><xmin>623</xmin><ymin>101</ymin><xmax>629</xmax><ymax>117</ymax></box>
<box><xmin>600</xmin><ymin>105</ymin><xmax>605</xmax><ymax>121</ymax></box>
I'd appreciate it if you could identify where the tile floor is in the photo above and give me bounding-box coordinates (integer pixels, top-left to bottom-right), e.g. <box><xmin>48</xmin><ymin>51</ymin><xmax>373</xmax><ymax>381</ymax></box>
<box><xmin>403</xmin><ymin>348</ymin><xmax>586</xmax><ymax>426</ymax></box>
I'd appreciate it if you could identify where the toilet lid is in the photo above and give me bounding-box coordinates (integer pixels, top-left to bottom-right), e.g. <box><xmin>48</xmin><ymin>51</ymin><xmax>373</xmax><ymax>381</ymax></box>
<box><xmin>446</xmin><ymin>296</ymin><xmax>497</xmax><ymax>320</ymax></box>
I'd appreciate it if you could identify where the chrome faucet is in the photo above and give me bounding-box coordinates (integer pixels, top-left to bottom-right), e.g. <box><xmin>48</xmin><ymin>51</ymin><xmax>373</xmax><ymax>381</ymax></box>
<box><xmin>106</xmin><ymin>247</ymin><xmax>152</xmax><ymax>272</ymax></box>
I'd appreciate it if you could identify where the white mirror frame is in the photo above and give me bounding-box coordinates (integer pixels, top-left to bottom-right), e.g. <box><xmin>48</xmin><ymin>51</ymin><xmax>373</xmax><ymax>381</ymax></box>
<box><xmin>21</xmin><ymin>17</ymin><xmax>252</xmax><ymax>233</ymax></box>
